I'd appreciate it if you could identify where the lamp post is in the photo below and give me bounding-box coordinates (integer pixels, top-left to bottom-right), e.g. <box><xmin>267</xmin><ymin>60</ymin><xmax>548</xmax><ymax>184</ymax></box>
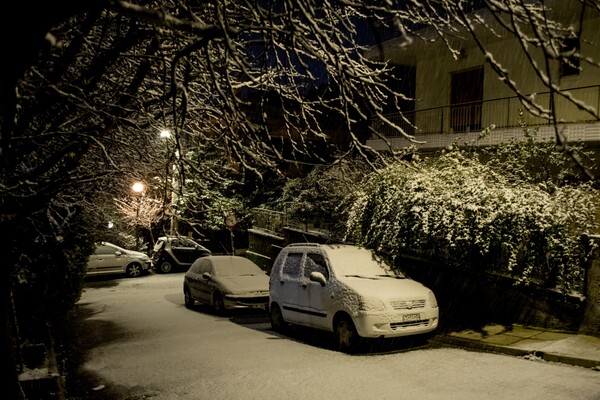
<box><xmin>132</xmin><ymin>181</ymin><xmax>145</xmax><ymax>247</ymax></box>
<box><xmin>160</xmin><ymin>129</ymin><xmax>177</xmax><ymax>235</ymax></box>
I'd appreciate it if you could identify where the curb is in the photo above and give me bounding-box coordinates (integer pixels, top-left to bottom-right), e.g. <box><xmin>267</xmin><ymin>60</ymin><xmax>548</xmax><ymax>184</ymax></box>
<box><xmin>430</xmin><ymin>335</ymin><xmax>600</xmax><ymax>370</ymax></box>
<box><xmin>18</xmin><ymin>339</ymin><xmax>66</xmax><ymax>400</ymax></box>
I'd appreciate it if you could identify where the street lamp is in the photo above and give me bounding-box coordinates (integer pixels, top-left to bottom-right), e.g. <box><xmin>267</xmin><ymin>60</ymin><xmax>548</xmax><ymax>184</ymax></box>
<box><xmin>159</xmin><ymin>129</ymin><xmax>171</xmax><ymax>139</ymax></box>
<box><xmin>132</xmin><ymin>181</ymin><xmax>145</xmax><ymax>248</ymax></box>
<box><xmin>132</xmin><ymin>181</ymin><xmax>145</xmax><ymax>195</ymax></box>
<box><xmin>160</xmin><ymin>129</ymin><xmax>177</xmax><ymax>235</ymax></box>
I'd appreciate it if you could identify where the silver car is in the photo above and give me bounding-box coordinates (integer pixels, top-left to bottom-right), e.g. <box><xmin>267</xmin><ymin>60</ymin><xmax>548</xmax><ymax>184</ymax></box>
<box><xmin>183</xmin><ymin>255</ymin><xmax>269</xmax><ymax>314</ymax></box>
<box><xmin>86</xmin><ymin>241</ymin><xmax>152</xmax><ymax>278</ymax></box>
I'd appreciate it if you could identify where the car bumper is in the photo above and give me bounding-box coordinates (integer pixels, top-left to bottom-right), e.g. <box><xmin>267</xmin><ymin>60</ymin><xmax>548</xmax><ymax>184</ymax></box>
<box><xmin>352</xmin><ymin>308</ymin><xmax>439</xmax><ymax>338</ymax></box>
<box><xmin>223</xmin><ymin>295</ymin><xmax>269</xmax><ymax>310</ymax></box>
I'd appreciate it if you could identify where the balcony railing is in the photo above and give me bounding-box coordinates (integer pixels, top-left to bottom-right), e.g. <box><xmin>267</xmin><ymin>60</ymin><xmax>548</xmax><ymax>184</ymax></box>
<box><xmin>370</xmin><ymin>85</ymin><xmax>600</xmax><ymax>138</ymax></box>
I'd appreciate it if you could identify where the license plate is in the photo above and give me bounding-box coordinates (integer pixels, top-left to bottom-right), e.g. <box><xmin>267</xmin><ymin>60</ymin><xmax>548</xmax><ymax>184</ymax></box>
<box><xmin>403</xmin><ymin>313</ymin><xmax>420</xmax><ymax>322</ymax></box>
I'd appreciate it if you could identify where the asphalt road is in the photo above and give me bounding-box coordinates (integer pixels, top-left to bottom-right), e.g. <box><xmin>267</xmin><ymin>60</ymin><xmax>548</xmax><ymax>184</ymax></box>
<box><xmin>61</xmin><ymin>272</ymin><xmax>600</xmax><ymax>400</ymax></box>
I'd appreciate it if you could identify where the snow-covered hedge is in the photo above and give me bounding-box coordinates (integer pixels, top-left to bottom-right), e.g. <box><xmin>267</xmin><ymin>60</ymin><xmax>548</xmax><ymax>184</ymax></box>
<box><xmin>345</xmin><ymin>153</ymin><xmax>598</xmax><ymax>294</ymax></box>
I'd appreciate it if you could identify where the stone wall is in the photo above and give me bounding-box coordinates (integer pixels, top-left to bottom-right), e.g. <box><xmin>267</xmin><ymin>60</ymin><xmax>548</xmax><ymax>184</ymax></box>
<box><xmin>397</xmin><ymin>256</ymin><xmax>586</xmax><ymax>333</ymax></box>
<box><xmin>246</xmin><ymin>228</ymin><xmax>284</xmax><ymax>274</ymax></box>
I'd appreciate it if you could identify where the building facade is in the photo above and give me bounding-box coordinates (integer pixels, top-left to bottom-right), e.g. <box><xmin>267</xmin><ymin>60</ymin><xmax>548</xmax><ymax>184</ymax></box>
<box><xmin>364</xmin><ymin>1</ymin><xmax>600</xmax><ymax>160</ymax></box>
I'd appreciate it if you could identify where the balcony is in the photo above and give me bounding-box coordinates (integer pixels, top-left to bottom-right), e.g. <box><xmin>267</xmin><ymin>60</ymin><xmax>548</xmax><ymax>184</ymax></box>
<box><xmin>367</xmin><ymin>85</ymin><xmax>600</xmax><ymax>151</ymax></box>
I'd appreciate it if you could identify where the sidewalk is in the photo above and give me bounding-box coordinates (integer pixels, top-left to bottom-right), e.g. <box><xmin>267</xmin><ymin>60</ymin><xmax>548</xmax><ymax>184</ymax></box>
<box><xmin>431</xmin><ymin>323</ymin><xmax>600</xmax><ymax>370</ymax></box>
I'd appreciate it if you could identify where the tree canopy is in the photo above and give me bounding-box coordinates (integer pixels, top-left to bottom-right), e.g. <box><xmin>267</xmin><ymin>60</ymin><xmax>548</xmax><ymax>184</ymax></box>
<box><xmin>2</xmin><ymin>1</ymin><xmax>600</xmax><ymax>398</ymax></box>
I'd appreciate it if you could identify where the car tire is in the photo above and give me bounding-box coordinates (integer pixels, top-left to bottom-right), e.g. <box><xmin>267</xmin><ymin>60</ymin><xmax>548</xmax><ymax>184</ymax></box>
<box><xmin>184</xmin><ymin>286</ymin><xmax>195</xmax><ymax>309</ymax></box>
<box><xmin>213</xmin><ymin>293</ymin><xmax>226</xmax><ymax>315</ymax></box>
<box><xmin>269</xmin><ymin>303</ymin><xmax>287</xmax><ymax>333</ymax></box>
<box><xmin>335</xmin><ymin>315</ymin><xmax>360</xmax><ymax>353</ymax></box>
<box><xmin>126</xmin><ymin>263</ymin><xmax>142</xmax><ymax>278</ymax></box>
<box><xmin>157</xmin><ymin>260</ymin><xmax>173</xmax><ymax>274</ymax></box>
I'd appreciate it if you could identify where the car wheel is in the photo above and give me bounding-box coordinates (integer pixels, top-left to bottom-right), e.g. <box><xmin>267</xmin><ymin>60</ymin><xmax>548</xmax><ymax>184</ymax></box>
<box><xmin>213</xmin><ymin>293</ymin><xmax>226</xmax><ymax>315</ymax></box>
<box><xmin>158</xmin><ymin>260</ymin><xmax>173</xmax><ymax>274</ymax></box>
<box><xmin>269</xmin><ymin>304</ymin><xmax>287</xmax><ymax>333</ymax></box>
<box><xmin>184</xmin><ymin>286</ymin><xmax>195</xmax><ymax>309</ymax></box>
<box><xmin>126</xmin><ymin>263</ymin><xmax>142</xmax><ymax>278</ymax></box>
<box><xmin>335</xmin><ymin>315</ymin><xmax>360</xmax><ymax>353</ymax></box>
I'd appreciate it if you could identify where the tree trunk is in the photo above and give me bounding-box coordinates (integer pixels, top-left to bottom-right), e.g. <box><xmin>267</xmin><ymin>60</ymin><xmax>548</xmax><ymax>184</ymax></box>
<box><xmin>0</xmin><ymin>255</ymin><xmax>26</xmax><ymax>399</ymax></box>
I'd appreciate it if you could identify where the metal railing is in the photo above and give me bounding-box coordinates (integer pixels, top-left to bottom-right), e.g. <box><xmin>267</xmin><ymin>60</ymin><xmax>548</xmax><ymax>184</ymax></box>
<box><xmin>370</xmin><ymin>85</ymin><xmax>600</xmax><ymax>138</ymax></box>
<box><xmin>250</xmin><ymin>208</ymin><xmax>286</xmax><ymax>233</ymax></box>
<box><xmin>250</xmin><ymin>207</ymin><xmax>337</xmax><ymax>237</ymax></box>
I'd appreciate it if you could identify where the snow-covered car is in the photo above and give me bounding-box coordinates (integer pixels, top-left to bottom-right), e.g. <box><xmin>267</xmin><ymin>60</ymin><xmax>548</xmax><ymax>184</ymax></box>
<box><xmin>151</xmin><ymin>235</ymin><xmax>211</xmax><ymax>273</ymax></box>
<box><xmin>86</xmin><ymin>241</ymin><xmax>152</xmax><ymax>278</ymax></box>
<box><xmin>269</xmin><ymin>243</ymin><xmax>439</xmax><ymax>352</ymax></box>
<box><xmin>183</xmin><ymin>255</ymin><xmax>269</xmax><ymax>314</ymax></box>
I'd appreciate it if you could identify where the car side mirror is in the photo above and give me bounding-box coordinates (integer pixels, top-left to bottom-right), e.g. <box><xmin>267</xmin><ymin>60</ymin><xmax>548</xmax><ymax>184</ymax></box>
<box><xmin>202</xmin><ymin>272</ymin><xmax>212</xmax><ymax>280</ymax></box>
<box><xmin>114</xmin><ymin>250</ymin><xmax>122</xmax><ymax>256</ymax></box>
<box><xmin>310</xmin><ymin>271</ymin><xmax>326</xmax><ymax>286</ymax></box>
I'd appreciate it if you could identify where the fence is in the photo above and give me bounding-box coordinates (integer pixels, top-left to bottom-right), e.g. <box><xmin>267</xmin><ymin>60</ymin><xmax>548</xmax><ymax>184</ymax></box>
<box><xmin>250</xmin><ymin>207</ymin><xmax>337</xmax><ymax>237</ymax></box>
<box><xmin>370</xmin><ymin>85</ymin><xmax>600</xmax><ymax>137</ymax></box>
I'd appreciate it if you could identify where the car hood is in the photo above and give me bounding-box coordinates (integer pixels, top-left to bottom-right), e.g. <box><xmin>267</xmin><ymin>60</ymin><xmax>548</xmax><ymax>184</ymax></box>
<box><xmin>214</xmin><ymin>275</ymin><xmax>269</xmax><ymax>295</ymax></box>
<box><xmin>339</xmin><ymin>275</ymin><xmax>430</xmax><ymax>300</ymax></box>
<box><xmin>125</xmin><ymin>250</ymin><xmax>150</xmax><ymax>259</ymax></box>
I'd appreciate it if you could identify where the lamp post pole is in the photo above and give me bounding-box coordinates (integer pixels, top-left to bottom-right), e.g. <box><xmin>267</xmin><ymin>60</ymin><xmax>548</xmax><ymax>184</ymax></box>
<box><xmin>132</xmin><ymin>181</ymin><xmax>145</xmax><ymax>248</ymax></box>
<box><xmin>160</xmin><ymin>129</ymin><xmax>177</xmax><ymax>235</ymax></box>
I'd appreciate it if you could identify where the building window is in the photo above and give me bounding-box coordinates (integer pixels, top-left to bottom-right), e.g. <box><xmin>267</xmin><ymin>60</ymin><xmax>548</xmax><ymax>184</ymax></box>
<box><xmin>560</xmin><ymin>37</ymin><xmax>580</xmax><ymax>77</ymax></box>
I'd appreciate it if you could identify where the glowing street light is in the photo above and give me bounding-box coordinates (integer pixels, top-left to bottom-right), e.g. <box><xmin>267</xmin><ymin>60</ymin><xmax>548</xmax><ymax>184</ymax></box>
<box><xmin>132</xmin><ymin>181</ymin><xmax>145</xmax><ymax>194</ymax></box>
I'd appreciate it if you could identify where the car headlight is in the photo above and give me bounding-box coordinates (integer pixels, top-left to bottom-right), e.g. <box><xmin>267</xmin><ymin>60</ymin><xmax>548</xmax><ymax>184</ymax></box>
<box><xmin>428</xmin><ymin>290</ymin><xmax>438</xmax><ymax>308</ymax></box>
<box><xmin>357</xmin><ymin>295</ymin><xmax>386</xmax><ymax>312</ymax></box>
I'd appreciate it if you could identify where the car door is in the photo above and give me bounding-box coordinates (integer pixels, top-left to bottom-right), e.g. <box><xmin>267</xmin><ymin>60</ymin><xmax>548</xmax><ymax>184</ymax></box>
<box><xmin>276</xmin><ymin>251</ymin><xmax>306</xmax><ymax>324</ymax></box>
<box><xmin>171</xmin><ymin>238</ymin><xmax>198</xmax><ymax>266</ymax></box>
<box><xmin>188</xmin><ymin>259</ymin><xmax>212</xmax><ymax>304</ymax></box>
<box><xmin>86</xmin><ymin>249</ymin><xmax>99</xmax><ymax>274</ymax></box>
<box><xmin>301</xmin><ymin>252</ymin><xmax>331</xmax><ymax>329</ymax></box>
<box><xmin>94</xmin><ymin>244</ymin><xmax>124</xmax><ymax>274</ymax></box>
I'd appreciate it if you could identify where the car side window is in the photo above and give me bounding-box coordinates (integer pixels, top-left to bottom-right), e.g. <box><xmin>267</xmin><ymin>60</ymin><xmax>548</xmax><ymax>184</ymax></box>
<box><xmin>189</xmin><ymin>259</ymin><xmax>207</xmax><ymax>275</ymax></box>
<box><xmin>195</xmin><ymin>259</ymin><xmax>205</xmax><ymax>274</ymax></box>
<box><xmin>282</xmin><ymin>253</ymin><xmax>303</xmax><ymax>278</ymax></box>
<box><xmin>190</xmin><ymin>262</ymin><xmax>201</xmax><ymax>274</ymax></box>
<box><xmin>205</xmin><ymin>260</ymin><xmax>215</xmax><ymax>275</ymax></box>
<box><xmin>182</xmin><ymin>238</ymin><xmax>196</xmax><ymax>247</ymax></box>
<box><xmin>304</xmin><ymin>253</ymin><xmax>329</xmax><ymax>280</ymax></box>
<box><xmin>96</xmin><ymin>245</ymin><xmax>115</xmax><ymax>255</ymax></box>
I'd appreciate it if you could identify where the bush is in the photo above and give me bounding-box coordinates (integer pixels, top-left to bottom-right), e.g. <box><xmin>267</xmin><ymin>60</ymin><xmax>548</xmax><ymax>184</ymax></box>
<box><xmin>12</xmin><ymin>209</ymin><xmax>95</xmax><ymax>344</ymax></box>
<box><xmin>345</xmin><ymin>152</ymin><xmax>598</xmax><ymax>294</ymax></box>
<box><xmin>279</xmin><ymin>158</ymin><xmax>372</xmax><ymax>239</ymax></box>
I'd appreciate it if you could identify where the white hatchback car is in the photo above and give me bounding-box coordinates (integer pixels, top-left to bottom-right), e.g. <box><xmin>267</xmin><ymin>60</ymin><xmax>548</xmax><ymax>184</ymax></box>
<box><xmin>269</xmin><ymin>243</ymin><xmax>439</xmax><ymax>352</ymax></box>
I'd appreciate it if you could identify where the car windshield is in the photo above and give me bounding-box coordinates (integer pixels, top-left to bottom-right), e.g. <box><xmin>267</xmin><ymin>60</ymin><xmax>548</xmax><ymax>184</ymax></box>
<box><xmin>327</xmin><ymin>247</ymin><xmax>404</xmax><ymax>278</ymax></box>
<box><xmin>178</xmin><ymin>238</ymin><xmax>199</xmax><ymax>247</ymax></box>
<box><xmin>212</xmin><ymin>257</ymin><xmax>263</xmax><ymax>276</ymax></box>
